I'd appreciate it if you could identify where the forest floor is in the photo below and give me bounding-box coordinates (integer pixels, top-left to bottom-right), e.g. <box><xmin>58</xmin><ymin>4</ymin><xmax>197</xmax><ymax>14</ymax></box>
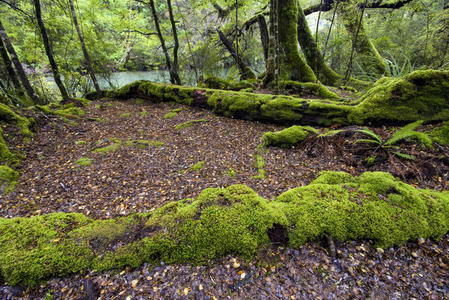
<box><xmin>1</xmin><ymin>99</ymin><xmax>449</xmax><ymax>299</ymax></box>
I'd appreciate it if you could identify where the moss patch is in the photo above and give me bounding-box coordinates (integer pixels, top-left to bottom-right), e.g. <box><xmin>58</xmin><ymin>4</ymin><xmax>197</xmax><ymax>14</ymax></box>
<box><xmin>262</xmin><ymin>125</ymin><xmax>317</xmax><ymax>148</ymax></box>
<box><xmin>92</xmin><ymin>139</ymin><xmax>122</xmax><ymax>154</ymax></box>
<box><xmin>74</xmin><ymin>158</ymin><xmax>93</xmax><ymax>167</ymax></box>
<box><xmin>0</xmin><ymin>165</ymin><xmax>19</xmax><ymax>193</ymax></box>
<box><xmin>1</xmin><ymin>172</ymin><xmax>448</xmax><ymax>287</ymax></box>
<box><xmin>430</xmin><ymin>121</ymin><xmax>449</xmax><ymax>145</ymax></box>
<box><xmin>174</xmin><ymin>119</ymin><xmax>208</xmax><ymax>130</ymax></box>
<box><xmin>164</xmin><ymin>108</ymin><xmax>182</xmax><ymax>119</ymax></box>
<box><xmin>125</xmin><ymin>140</ymin><xmax>164</xmax><ymax>149</ymax></box>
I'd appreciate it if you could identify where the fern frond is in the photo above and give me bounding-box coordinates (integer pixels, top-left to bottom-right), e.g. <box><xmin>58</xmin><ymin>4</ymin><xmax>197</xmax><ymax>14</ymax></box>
<box><xmin>391</xmin><ymin>151</ymin><xmax>415</xmax><ymax>160</ymax></box>
<box><xmin>355</xmin><ymin>129</ymin><xmax>382</xmax><ymax>143</ymax></box>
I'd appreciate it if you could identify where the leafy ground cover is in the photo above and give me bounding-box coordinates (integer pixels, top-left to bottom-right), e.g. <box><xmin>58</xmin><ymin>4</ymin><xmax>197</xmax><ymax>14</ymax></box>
<box><xmin>1</xmin><ymin>99</ymin><xmax>448</xmax><ymax>298</ymax></box>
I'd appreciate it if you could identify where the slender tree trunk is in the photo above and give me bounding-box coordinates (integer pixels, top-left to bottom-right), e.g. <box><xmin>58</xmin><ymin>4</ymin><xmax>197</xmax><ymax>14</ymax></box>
<box><xmin>0</xmin><ymin>18</ymin><xmax>41</xmax><ymax>104</ymax></box>
<box><xmin>338</xmin><ymin>3</ymin><xmax>386</xmax><ymax>76</ymax></box>
<box><xmin>149</xmin><ymin>0</ymin><xmax>177</xmax><ymax>84</ymax></box>
<box><xmin>257</xmin><ymin>15</ymin><xmax>269</xmax><ymax>63</ymax></box>
<box><xmin>296</xmin><ymin>3</ymin><xmax>340</xmax><ymax>85</ymax></box>
<box><xmin>217</xmin><ymin>30</ymin><xmax>256</xmax><ymax>80</ymax></box>
<box><xmin>0</xmin><ymin>37</ymin><xmax>21</xmax><ymax>91</ymax></box>
<box><xmin>265</xmin><ymin>0</ymin><xmax>316</xmax><ymax>85</ymax></box>
<box><xmin>166</xmin><ymin>0</ymin><xmax>181</xmax><ymax>85</ymax></box>
<box><xmin>34</xmin><ymin>0</ymin><xmax>69</xmax><ymax>100</ymax></box>
<box><xmin>68</xmin><ymin>0</ymin><xmax>101</xmax><ymax>96</ymax></box>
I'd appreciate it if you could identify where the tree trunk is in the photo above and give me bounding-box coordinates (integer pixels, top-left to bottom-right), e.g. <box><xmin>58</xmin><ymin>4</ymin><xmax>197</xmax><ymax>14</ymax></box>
<box><xmin>297</xmin><ymin>4</ymin><xmax>340</xmax><ymax>85</ymax></box>
<box><xmin>34</xmin><ymin>0</ymin><xmax>69</xmax><ymax>100</ymax></box>
<box><xmin>0</xmin><ymin>18</ymin><xmax>41</xmax><ymax>105</ymax></box>
<box><xmin>217</xmin><ymin>30</ymin><xmax>256</xmax><ymax>80</ymax></box>
<box><xmin>257</xmin><ymin>15</ymin><xmax>269</xmax><ymax>63</ymax></box>
<box><xmin>338</xmin><ymin>3</ymin><xmax>386</xmax><ymax>76</ymax></box>
<box><xmin>166</xmin><ymin>0</ymin><xmax>181</xmax><ymax>85</ymax></box>
<box><xmin>265</xmin><ymin>0</ymin><xmax>316</xmax><ymax>85</ymax></box>
<box><xmin>0</xmin><ymin>37</ymin><xmax>21</xmax><ymax>91</ymax></box>
<box><xmin>68</xmin><ymin>0</ymin><xmax>101</xmax><ymax>97</ymax></box>
<box><xmin>149</xmin><ymin>0</ymin><xmax>177</xmax><ymax>85</ymax></box>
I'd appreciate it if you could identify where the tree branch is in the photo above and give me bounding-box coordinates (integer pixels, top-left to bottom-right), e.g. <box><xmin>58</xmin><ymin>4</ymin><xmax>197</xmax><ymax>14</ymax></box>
<box><xmin>304</xmin><ymin>0</ymin><xmax>414</xmax><ymax>15</ymax></box>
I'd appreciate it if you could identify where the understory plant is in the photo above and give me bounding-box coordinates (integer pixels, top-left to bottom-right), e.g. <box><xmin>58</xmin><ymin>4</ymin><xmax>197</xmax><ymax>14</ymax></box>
<box><xmin>354</xmin><ymin>121</ymin><xmax>432</xmax><ymax>162</ymax></box>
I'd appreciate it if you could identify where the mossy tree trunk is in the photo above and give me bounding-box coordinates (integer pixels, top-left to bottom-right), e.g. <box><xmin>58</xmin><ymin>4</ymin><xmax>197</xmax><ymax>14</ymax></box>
<box><xmin>149</xmin><ymin>0</ymin><xmax>181</xmax><ymax>85</ymax></box>
<box><xmin>0</xmin><ymin>19</ymin><xmax>42</xmax><ymax>105</ymax></box>
<box><xmin>69</xmin><ymin>0</ymin><xmax>102</xmax><ymax>98</ymax></box>
<box><xmin>339</xmin><ymin>3</ymin><xmax>387</xmax><ymax>76</ymax></box>
<box><xmin>217</xmin><ymin>30</ymin><xmax>256</xmax><ymax>80</ymax></box>
<box><xmin>265</xmin><ymin>0</ymin><xmax>317</xmax><ymax>85</ymax></box>
<box><xmin>33</xmin><ymin>0</ymin><xmax>69</xmax><ymax>100</ymax></box>
<box><xmin>0</xmin><ymin>37</ymin><xmax>21</xmax><ymax>92</ymax></box>
<box><xmin>257</xmin><ymin>15</ymin><xmax>269</xmax><ymax>63</ymax></box>
<box><xmin>166</xmin><ymin>0</ymin><xmax>182</xmax><ymax>85</ymax></box>
<box><xmin>297</xmin><ymin>3</ymin><xmax>340</xmax><ymax>85</ymax></box>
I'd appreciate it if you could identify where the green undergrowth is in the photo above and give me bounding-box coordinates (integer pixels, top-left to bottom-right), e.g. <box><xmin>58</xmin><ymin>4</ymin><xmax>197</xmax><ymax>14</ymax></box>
<box><xmin>262</xmin><ymin>125</ymin><xmax>318</xmax><ymax>148</ymax></box>
<box><xmin>430</xmin><ymin>121</ymin><xmax>449</xmax><ymax>145</ymax></box>
<box><xmin>74</xmin><ymin>158</ymin><xmax>93</xmax><ymax>167</ymax></box>
<box><xmin>104</xmin><ymin>70</ymin><xmax>449</xmax><ymax>126</ymax></box>
<box><xmin>0</xmin><ymin>165</ymin><xmax>19</xmax><ymax>193</ymax></box>
<box><xmin>0</xmin><ymin>103</ymin><xmax>33</xmax><ymax>139</ymax></box>
<box><xmin>1</xmin><ymin>171</ymin><xmax>448</xmax><ymax>286</ymax></box>
<box><xmin>164</xmin><ymin>108</ymin><xmax>182</xmax><ymax>119</ymax></box>
<box><xmin>174</xmin><ymin>119</ymin><xmax>208</xmax><ymax>130</ymax></box>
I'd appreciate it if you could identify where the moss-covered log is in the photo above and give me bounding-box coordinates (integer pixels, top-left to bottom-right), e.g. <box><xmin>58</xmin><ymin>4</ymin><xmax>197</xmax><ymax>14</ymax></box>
<box><xmin>103</xmin><ymin>70</ymin><xmax>449</xmax><ymax>126</ymax></box>
<box><xmin>1</xmin><ymin>171</ymin><xmax>448</xmax><ymax>286</ymax></box>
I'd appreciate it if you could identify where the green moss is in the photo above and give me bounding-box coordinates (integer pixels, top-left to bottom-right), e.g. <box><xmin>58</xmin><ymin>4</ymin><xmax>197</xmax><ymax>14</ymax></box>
<box><xmin>262</xmin><ymin>125</ymin><xmax>317</xmax><ymax>148</ymax></box>
<box><xmin>125</xmin><ymin>140</ymin><xmax>164</xmax><ymax>149</ymax></box>
<box><xmin>74</xmin><ymin>158</ymin><xmax>93</xmax><ymax>167</ymax></box>
<box><xmin>0</xmin><ymin>103</ymin><xmax>33</xmax><ymax>138</ymax></box>
<box><xmin>188</xmin><ymin>161</ymin><xmax>206</xmax><ymax>171</ymax></box>
<box><xmin>164</xmin><ymin>108</ymin><xmax>182</xmax><ymax>119</ymax></box>
<box><xmin>349</xmin><ymin>70</ymin><xmax>449</xmax><ymax>124</ymax></box>
<box><xmin>277</xmin><ymin>171</ymin><xmax>449</xmax><ymax>248</ymax></box>
<box><xmin>430</xmin><ymin>121</ymin><xmax>449</xmax><ymax>145</ymax></box>
<box><xmin>279</xmin><ymin>81</ymin><xmax>341</xmax><ymax>100</ymax></box>
<box><xmin>75</xmin><ymin>140</ymin><xmax>86</xmax><ymax>145</ymax></box>
<box><xmin>253</xmin><ymin>154</ymin><xmax>266</xmax><ymax>180</ymax></box>
<box><xmin>174</xmin><ymin>119</ymin><xmax>208</xmax><ymax>130</ymax></box>
<box><xmin>135</xmin><ymin>99</ymin><xmax>145</xmax><ymax>105</ymax></box>
<box><xmin>0</xmin><ymin>128</ymin><xmax>16</xmax><ymax>164</ymax></box>
<box><xmin>224</xmin><ymin>168</ymin><xmax>237</xmax><ymax>178</ymax></box>
<box><xmin>92</xmin><ymin>139</ymin><xmax>122</xmax><ymax>154</ymax></box>
<box><xmin>1</xmin><ymin>173</ymin><xmax>449</xmax><ymax>286</ymax></box>
<box><xmin>120</xmin><ymin>113</ymin><xmax>131</xmax><ymax>118</ymax></box>
<box><xmin>0</xmin><ymin>165</ymin><xmax>19</xmax><ymax>193</ymax></box>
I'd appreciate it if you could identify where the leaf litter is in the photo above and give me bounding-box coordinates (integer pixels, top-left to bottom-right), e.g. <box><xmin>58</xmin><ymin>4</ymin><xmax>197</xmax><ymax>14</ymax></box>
<box><xmin>0</xmin><ymin>99</ymin><xmax>448</xmax><ymax>298</ymax></box>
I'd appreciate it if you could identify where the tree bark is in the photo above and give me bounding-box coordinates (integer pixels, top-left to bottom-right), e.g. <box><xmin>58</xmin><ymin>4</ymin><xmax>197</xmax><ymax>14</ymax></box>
<box><xmin>339</xmin><ymin>3</ymin><xmax>386</xmax><ymax>76</ymax></box>
<box><xmin>148</xmin><ymin>0</ymin><xmax>178</xmax><ymax>85</ymax></box>
<box><xmin>0</xmin><ymin>18</ymin><xmax>41</xmax><ymax>105</ymax></box>
<box><xmin>33</xmin><ymin>0</ymin><xmax>69</xmax><ymax>100</ymax></box>
<box><xmin>257</xmin><ymin>15</ymin><xmax>269</xmax><ymax>63</ymax></box>
<box><xmin>304</xmin><ymin>0</ymin><xmax>414</xmax><ymax>15</ymax></box>
<box><xmin>166</xmin><ymin>0</ymin><xmax>181</xmax><ymax>85</ymax></box>
<box><xmin>265</xmin><ymin>0</ymin><xmax>316</xmax><ymax>85</ymax></box>
<box><xmin>0</xmin><ymin>36</ymin><xmax>21</xmax><ymax>91</ymax></box>
<box><xmin>217</xmin><ymin>30</ymin><xmax>256</xmax><ymax>80</ymax></box>
<box><xmin>296</xmin><ymin>3</ymin><xmax>340</xmax><ymax>85</ymax></box>
<box><xmin>68</xmin><ymin>0</ymin><xmax>101</xmax><ymax>97</ymax></box>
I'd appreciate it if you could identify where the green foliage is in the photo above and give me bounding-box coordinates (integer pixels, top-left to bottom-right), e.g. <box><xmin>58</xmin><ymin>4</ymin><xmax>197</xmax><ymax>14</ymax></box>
<box><xmin>164</xmin><ymin>108</ymin><xmax>182</xmax><ymax>119</ymax></box>
<box><xmin>383</xmin><ymin>52</ymin><xmax>416</xmax><ymax>78</ymax></box>
<box><xmin>353</xmin><ymin>121</ymin><xmax>432</xmax><ymax>161</ymax></box>
<box><xmin>429</xmin><ymin>121</ymin><xmax>449</xmax><ymax>145</ymax></box>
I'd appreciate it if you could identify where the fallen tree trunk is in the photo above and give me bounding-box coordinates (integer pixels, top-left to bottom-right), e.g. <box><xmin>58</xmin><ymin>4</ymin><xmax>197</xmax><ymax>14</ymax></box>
<box><xmin>95</xmin><ymin>70</ymin><xmax>449</xmax><ymax>126</ymax></box>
